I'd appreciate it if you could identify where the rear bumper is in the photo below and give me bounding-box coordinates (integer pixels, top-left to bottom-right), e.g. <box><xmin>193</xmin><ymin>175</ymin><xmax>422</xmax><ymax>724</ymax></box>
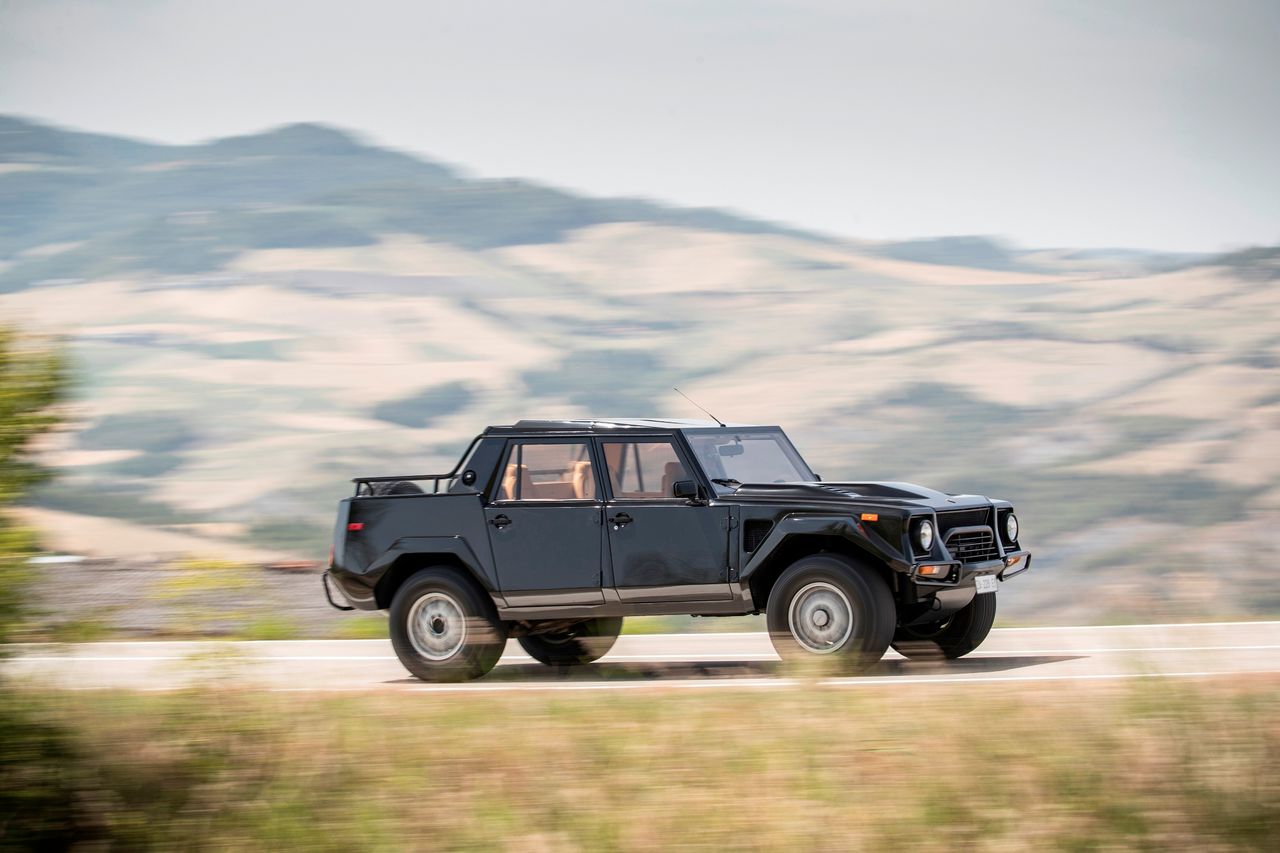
<box><xmin>322</xmin><ymin>571</ymin><xmax>356</xmax><ymax>611</ymax></box>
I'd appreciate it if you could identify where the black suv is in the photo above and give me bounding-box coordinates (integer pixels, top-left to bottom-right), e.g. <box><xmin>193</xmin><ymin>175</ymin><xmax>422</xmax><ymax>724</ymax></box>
<box><xmin>325</xmin><ymin>419</ymin><xmax>1031</xmax><ymax>681</ymax></box>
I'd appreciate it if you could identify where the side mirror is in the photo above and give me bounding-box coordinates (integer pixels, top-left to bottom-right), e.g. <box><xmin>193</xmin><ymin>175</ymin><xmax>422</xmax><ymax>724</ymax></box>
<box><xmin>672</xmin><ymin>479</ymin><xmax>700</xmax><ymax>500</ymax></box>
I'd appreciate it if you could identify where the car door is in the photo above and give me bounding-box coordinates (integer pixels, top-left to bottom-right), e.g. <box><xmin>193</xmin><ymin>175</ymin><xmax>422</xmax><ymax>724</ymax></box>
<box><xmin>484</xmin><ymin>438</ymin><xmax>606</xmax><ymax>606</ymax></box>
<box><xmin>599</xmin><ymin>437</ymin><xmax>732</xmax><ymax>602</ymax></box>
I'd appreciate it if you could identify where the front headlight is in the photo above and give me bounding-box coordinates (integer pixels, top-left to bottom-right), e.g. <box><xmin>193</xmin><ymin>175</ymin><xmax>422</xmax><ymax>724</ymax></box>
<box><xmin>1005</xmin><ymin>513</ymin><xmax>1019</xmax><ymax>543</ymax></box>
<box><xmin>916</xmin><ymin>519</ymin><xmax>935</xmax><ymax>551</ymax></box>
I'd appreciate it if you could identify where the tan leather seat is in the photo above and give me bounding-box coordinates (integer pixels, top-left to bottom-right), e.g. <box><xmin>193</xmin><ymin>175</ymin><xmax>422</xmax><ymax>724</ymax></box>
<box><xmin>570</xmin><ymin>460</ymin><xmax>595</xmax><ymax>499</ymax></box>
<box><xmin>501</xmin><ymin>463</ymin><xmax>532</xmax><ymax>500</ymax></box>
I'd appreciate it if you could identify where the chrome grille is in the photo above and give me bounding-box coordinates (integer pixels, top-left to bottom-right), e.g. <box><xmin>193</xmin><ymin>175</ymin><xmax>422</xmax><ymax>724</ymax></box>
<box><xmin>945</xmin><ymin>528</ymin><xmax>1000</xmax><ymax>563</ymax></box>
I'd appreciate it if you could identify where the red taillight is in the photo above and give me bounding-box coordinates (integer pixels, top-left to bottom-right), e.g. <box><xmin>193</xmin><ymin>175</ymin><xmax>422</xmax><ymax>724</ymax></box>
<box><xmin>347</xmin><ymin>522</ymin><xmax>364</xmax><ymax>532</ymax></box>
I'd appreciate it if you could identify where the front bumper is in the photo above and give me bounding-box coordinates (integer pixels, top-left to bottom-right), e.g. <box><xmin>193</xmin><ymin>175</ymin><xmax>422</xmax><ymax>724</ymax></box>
<box><xmin>909</xmin><ymin>549</ymin><xmax>1032</xmax><ymax>588</ymax></box>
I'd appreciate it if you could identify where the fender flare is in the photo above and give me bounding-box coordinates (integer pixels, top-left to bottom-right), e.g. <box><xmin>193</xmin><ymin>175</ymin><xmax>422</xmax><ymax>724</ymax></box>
<box><xmin>740</xmin><ymin>513</ymin><xmax>906</xmax><ymax>583</ymax></box>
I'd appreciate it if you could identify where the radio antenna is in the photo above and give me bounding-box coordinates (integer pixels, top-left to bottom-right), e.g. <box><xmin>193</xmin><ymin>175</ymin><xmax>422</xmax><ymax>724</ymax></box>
<box><xmin>673</xmin><ymin>387</ymin><xmax>726</xmax><ymax>427</ymax></box>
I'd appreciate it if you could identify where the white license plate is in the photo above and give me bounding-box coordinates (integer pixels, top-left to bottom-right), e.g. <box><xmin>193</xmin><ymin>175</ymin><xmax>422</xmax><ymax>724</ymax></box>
<box><xmin>975</xmin><ymin>574</ymin><xmax>998</xmax><ymax>594</ymax></box>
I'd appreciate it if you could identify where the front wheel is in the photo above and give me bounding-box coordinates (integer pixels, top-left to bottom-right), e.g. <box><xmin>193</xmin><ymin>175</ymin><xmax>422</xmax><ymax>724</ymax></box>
<box><xmin>766</xmin><ymin>554</ymin><xmax>895</xmax><ymax>673</ymax></box>
<box><xmin>389</xmin><ymin>569</ymin><xmax>507</xmax><ymax>682</ymax></box>
<box><xmin>891</xmin><ymin>592</ymin><xmax>996</xmax><ymax>660</ymax></box>
<box><xmin>519</xmin><ymin>617</ymin><xmax>623</xmax><ymax>666</ymax></box>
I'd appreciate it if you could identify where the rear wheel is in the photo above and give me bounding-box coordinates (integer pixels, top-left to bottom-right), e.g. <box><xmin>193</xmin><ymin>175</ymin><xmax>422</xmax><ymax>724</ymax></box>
<box><xmin>892</xmin><ymin>592</ymin><xmax>996</xmax><ymax>660</ymax></box>
<box><xmin>766</xmin><ymin>554</ymin><xmax>894</xmax><ymax>673</ymax></box>
<box><xmin>519</xmin><ymin>617</ymin><xmax>623</xmax><ymax>666</ymax></box>
<box><xmin>389</xmin><ymin>569</ymin><xmax>507</xmax><ymax>682</ymax></box>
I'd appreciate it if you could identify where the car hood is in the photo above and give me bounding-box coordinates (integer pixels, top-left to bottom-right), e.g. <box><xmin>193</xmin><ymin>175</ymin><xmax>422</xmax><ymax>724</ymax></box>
<box><xmin>729</xmin><ymin>480</ymin><xmax>994</xmax><ymax>512</ymax></box>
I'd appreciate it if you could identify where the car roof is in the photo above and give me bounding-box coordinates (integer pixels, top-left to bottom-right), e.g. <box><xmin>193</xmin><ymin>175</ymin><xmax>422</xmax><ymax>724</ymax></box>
<box><xmin>485</xmin><ymin>418</ymin><xmax>768</xmax><ymax>434</ymax></box>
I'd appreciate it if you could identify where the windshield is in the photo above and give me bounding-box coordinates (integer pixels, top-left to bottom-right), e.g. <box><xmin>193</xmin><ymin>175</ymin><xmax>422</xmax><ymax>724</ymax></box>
<box><xmin>683</xmin><ymin>429</ymin><xmax>814</xmax><ymax>493</ymax></box>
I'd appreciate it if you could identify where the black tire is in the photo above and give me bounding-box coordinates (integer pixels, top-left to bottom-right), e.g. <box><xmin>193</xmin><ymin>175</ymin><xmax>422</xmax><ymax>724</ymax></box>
<box><xmin>892</xmin><ymin>592</ymin><xmax>996</xmax><ymax>660</ymax></box>
<box><xmin>388</xmin><ymin>568</ymin><xmax>507</xmax><ymax>682</ymax></box>
<box><xmin>519</xmin><ymin>617</ymin><xmax>624</xmax><ymax>666</ymax></box>
<box><xmin>765</xmin><ymin>554</ymin><xmax>895</xmax><ymax>673</ymax></box>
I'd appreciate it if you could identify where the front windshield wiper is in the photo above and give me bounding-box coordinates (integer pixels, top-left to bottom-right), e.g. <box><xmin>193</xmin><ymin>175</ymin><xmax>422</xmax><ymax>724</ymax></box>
<box><xmin>711</xmin><ymin>478</ymin><xmax>742</xmax><ymax>489</ymax></box>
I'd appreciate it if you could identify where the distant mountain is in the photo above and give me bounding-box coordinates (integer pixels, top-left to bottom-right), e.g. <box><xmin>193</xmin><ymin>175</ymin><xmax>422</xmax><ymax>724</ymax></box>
<box><xmin>0</xmin><ymin>115</ymin><xmax>818</xmax><ymax>290</ymax></box>
<box><xmin>870</xmin><ymin>234</ymin><xmax>1205</xmax><ymax>275</ymax></box>
<box><xmin>870</xmin><ymin>236</ymin><xmax>1034</xmax><ymax>272</ymax></box>
<box><xmin>1200</xmin><ymin>244</ymin><xmax>1280</xmax><ymax>279</ymax></box>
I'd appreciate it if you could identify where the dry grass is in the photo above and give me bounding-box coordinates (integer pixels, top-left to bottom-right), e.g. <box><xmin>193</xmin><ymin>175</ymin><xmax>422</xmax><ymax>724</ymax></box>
<box><xmin>3</xmin><ymin>678</ymin><xmax>1276</xmax><ymax>850</ymax></box>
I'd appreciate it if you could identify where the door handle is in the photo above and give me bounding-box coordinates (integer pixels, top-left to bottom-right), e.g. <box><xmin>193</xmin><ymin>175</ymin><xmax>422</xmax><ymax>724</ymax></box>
<box><xmin>609</xmin><ymin>512</ymin><xmax>633</xmax><ymax>529</ymax></box>
<box><xmin>489</xmin><ymin>514</ymin><xmax>512</xmax><ymax>529</ymax></box>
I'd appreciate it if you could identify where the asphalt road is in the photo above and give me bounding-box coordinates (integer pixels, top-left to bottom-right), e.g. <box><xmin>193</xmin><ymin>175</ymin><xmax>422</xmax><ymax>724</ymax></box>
<box><xmin>6</xmin><ymin>621</ymin><xmax>1278</xmax><ymax>693</ymax></box>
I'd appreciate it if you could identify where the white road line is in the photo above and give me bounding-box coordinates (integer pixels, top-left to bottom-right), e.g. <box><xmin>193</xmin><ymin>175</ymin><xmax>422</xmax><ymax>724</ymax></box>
<box><xmin>329</xmin><ymin>669</ymin><xmax>1280</xmax><ymax>692</ymax></box>
<box><xmin>15</xmin><ymin>643</ymin><xmax>1280</xmax><ymax>664</ymax></box>
<box><xmin>1004</xmin><ymin>620</ymin><xmax>1280</xmax><ymax>630</ymax></box>
<box><xmin>9</xmin><ymin>621</ymin><xmax>1277</xmax><ymax>651</ymax></box>
<box><xmin>71</xmin><ymin>669</ymin><xmax>1273</xmax><ymax>695</ymax></box>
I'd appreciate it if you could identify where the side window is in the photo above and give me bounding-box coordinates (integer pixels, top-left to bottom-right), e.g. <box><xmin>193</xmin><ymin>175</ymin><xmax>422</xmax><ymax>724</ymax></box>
<box><xmin>602</xmin><ymin>441</ymin><xmax>690</xmax><ymax>499</ymax></box>
<box><xmin>496</xmin><ymin>441</ymin><xmax>596</xmax><ymax>501</ymax></box>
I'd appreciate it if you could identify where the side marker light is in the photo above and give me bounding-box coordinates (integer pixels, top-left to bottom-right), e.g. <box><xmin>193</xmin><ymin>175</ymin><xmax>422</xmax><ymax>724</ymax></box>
<box><xmin>347</xmin><ymin>522</ymin><xmax>365</xmax><ymax>531</ymax></box>
<box><xmin>860</xmin><ymin>513</ymin><xmax>879</xmax><ymax>522</ymax></box>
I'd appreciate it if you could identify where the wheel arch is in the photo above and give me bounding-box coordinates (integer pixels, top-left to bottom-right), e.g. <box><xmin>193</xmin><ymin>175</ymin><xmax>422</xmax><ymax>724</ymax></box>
<box><xmin>745</xmin><ymin>530</ymin><xmax>896</xmax><ymax>614</ymax></box>
<box><xmin>374</xmin><ymin>547</ymin><xmax>497</xmax><ymax>610</ymax></box>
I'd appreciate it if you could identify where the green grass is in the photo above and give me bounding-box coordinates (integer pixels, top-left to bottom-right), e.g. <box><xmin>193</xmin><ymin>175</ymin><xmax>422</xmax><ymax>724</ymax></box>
<box><xmin>328</xmin><ymin>614</ymin><xmax>387</xmax><ymax>640</ymax></box>
<box><xmin>237</xmin><ymin>615</ymin><xmax>303</xmax><ymax>641</ymax></box>
<box><xmin>1</xmin><ymin>679</ymin><xmax>1275</xmax><ymax>850</ymax></box>
<box><xmin>622</xmin><ymin>615</ymin><xmax>766</xmax><ymax>634</ymax></box>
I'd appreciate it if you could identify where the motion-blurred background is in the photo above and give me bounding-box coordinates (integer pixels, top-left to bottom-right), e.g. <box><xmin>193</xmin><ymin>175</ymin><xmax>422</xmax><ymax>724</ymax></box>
<box><xmin>1</xmin><ymin>0</ymin><xmax>1277</xmax><ymax>635</ymax></box>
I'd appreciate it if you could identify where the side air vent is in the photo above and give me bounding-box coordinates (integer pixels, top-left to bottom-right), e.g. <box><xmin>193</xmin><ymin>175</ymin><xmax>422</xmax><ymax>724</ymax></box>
<box><xmin>743</xmin><ymin>520</ymin><xmax>773</xmax><ymax>552</ymax></box>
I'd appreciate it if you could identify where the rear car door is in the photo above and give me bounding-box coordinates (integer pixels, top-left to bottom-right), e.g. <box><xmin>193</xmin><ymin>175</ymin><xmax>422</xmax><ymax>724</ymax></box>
<box><xmin>484</xmin><ymin>438</ymin><xmax>605</xmax><ymax>606</ymax></box>
<box><xmin>599</xmin><ymin>437</ymin><xmax>732</xmax><ymax>602</ymax></box>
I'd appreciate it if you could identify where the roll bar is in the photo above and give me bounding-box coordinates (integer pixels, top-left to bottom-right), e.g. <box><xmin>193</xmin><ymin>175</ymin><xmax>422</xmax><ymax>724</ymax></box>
<box><xmin>350</xmin><ymin>435</ymin><xmax>483</xmax><ymax>496</ymax></box>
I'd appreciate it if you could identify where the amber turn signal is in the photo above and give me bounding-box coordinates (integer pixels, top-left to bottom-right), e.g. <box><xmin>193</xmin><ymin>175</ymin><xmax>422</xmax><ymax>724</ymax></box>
<box><xmin>918</xmin><ymin>564</ymin><xmax>948</xmax><ymax>577</ymax></box>
<box><xmin>860</xmin><ymin>513</ymin><xmax>879</xmax><ymax>522</ymax></box>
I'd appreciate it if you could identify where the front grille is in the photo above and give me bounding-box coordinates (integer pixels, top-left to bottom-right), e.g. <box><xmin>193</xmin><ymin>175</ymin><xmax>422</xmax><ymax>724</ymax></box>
<box><xmin>945</xmin><ymin>528</ymin><xmax>1000</xmax><ymax>563</ymax></box>
<box><xmin>937</xmin><ymin>507</ymin><xmax>993</xmax><ymax>534</ymax></box>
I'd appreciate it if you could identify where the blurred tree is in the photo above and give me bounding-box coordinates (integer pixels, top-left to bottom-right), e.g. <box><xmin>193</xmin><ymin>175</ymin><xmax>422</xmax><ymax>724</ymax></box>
<box><xmin>0</xmin><ymin>327</ymin><xmax>65</xmax><ymax>647</ymax></box>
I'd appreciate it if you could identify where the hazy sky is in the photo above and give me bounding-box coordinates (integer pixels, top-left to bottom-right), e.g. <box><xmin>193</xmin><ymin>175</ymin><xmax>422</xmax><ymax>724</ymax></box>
<box><xmin>2</xmin><ymin>0</ymin><xmax>1277</xmax><ymax>251</ymax></box>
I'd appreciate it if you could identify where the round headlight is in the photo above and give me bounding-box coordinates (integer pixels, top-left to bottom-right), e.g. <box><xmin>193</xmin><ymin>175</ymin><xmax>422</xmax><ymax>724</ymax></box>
<box><xmin>916</xmin><ymin>519</ymin><xmax>935</xmax><ymax>551</ymax></box>
<box><xmin>1005</xmin><ymin>513</ymin><xmax>1019</xmax><ymax>542</ymax></box>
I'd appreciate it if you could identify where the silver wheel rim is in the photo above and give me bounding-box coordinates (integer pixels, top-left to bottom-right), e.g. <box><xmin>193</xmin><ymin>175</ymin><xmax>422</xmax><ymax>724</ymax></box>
<box><xmin>407</xmin><ymin>592</ymin><xmax>466</xmax><ymax>661</ymax></box>
<box><xmin>788</xmin><ymin>581</ymin><xmax>854</xmax><ymax>654</ymax></box>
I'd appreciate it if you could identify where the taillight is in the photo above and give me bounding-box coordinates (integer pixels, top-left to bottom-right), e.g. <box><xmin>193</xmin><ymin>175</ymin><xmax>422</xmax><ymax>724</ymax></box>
<box><xmin>347</xmin><ymin>522</ymin><xmax>364</xmax><ymax>531</ymax></box>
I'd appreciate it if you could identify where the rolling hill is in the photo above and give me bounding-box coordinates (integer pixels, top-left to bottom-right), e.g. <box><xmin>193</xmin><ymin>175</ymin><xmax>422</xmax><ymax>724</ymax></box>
<box><xmin>3</xmin><ymin>115</ymin><xmax>1278</xmax><ymax>624</ymax></box>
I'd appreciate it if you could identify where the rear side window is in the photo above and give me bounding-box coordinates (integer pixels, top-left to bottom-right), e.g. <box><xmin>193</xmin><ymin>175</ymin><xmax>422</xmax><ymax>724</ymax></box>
<box><xmin>601</xmin><ymin>440</ymin><xmax>689</xmax><ymax>499</ymax></box>
<box><xmin>497</xmin><ymin>441</ymin><xmax>596</xmax><ymax>501</ymax></box>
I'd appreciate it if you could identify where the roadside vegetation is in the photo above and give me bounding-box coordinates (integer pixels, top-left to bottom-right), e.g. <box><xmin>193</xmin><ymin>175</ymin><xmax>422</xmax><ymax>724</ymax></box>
<box><xmin>1</xmin><ymin>679</ymin><xmax>1275</xmax><ymax>850</ymax></box>
<box><xmin>0</xmin><ymin>327</ymin><xmax>64</xmax><ymax>648</ymax></box>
